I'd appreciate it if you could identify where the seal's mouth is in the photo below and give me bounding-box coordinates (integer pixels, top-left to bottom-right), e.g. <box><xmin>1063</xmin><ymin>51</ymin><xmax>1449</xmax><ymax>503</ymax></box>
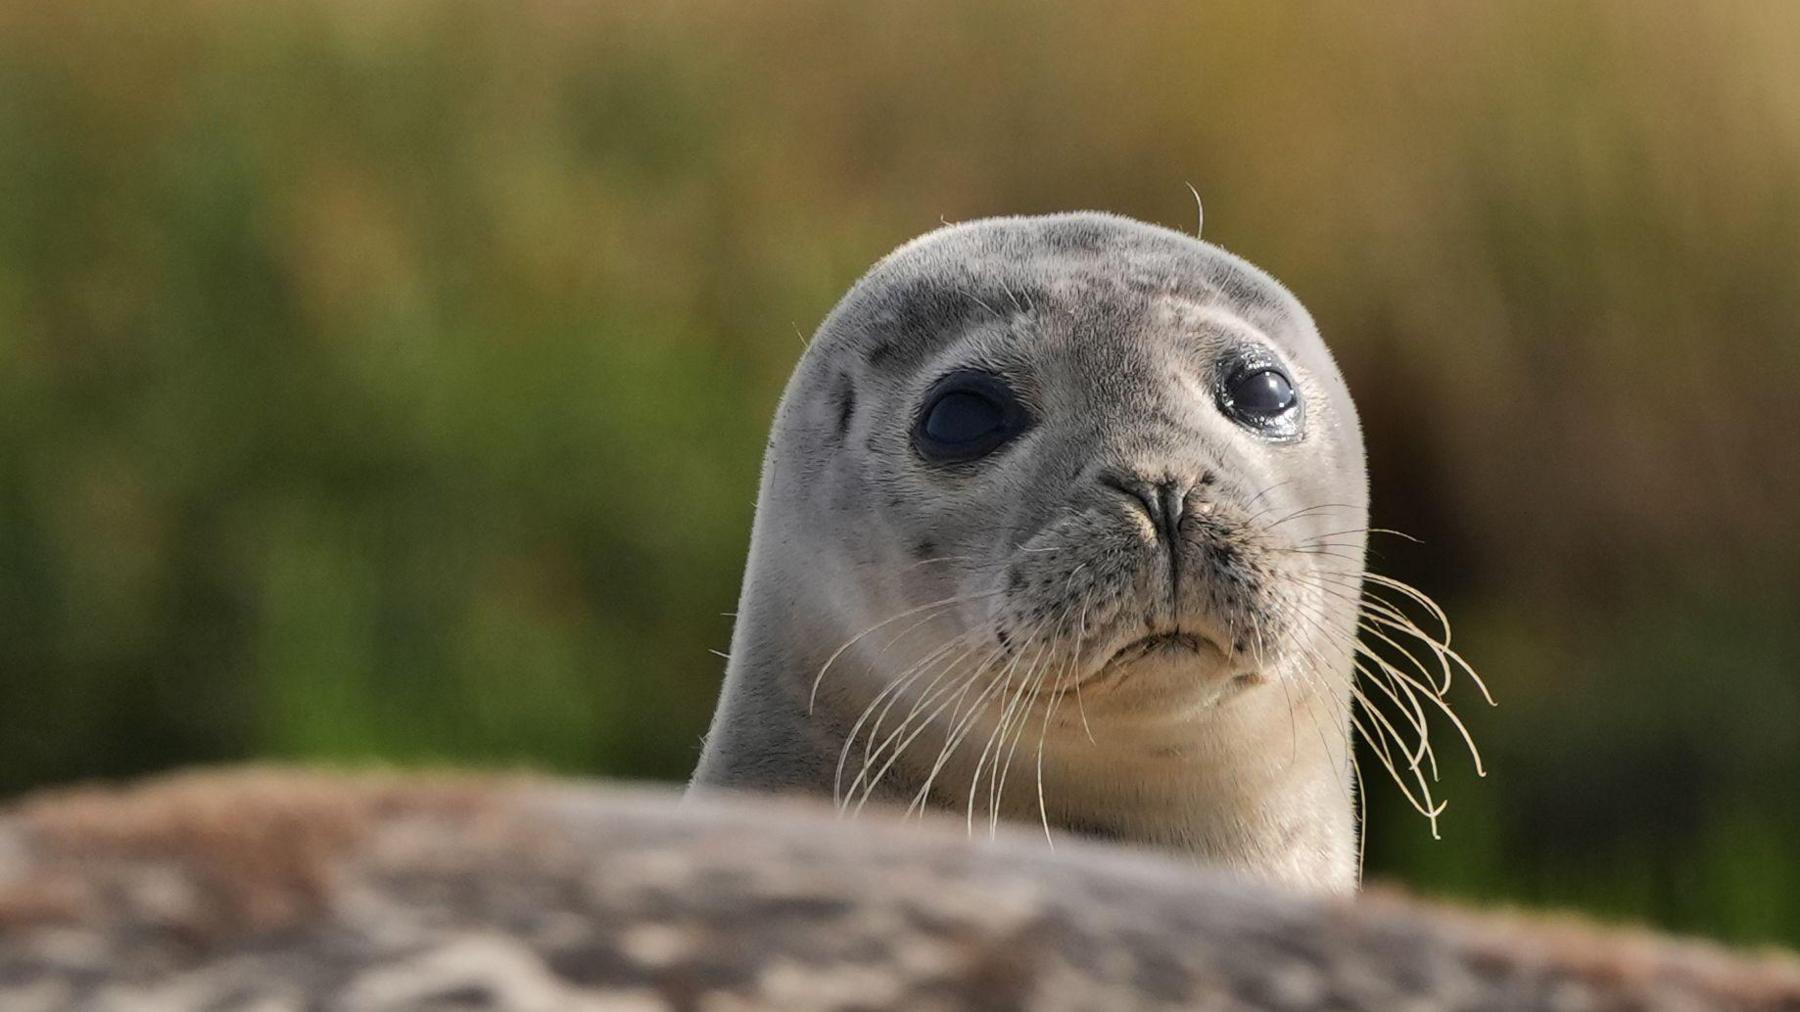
<box><xmin>1104</xmin><ymin>629</ymin><xmax>1219</xmax><ymax>668</ymax></box>
<box><xmin>1065</xmin><ymin>625</ymin><xmax>1252</xmax><ymax>703</ymax></box>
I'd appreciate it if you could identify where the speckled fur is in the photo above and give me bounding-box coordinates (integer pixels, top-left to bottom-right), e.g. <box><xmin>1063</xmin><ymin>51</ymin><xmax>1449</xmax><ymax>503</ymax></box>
<box><xmin>692</xmin><ymin>213</ymin><xmax>1367</xmax><ymax>892</ymax></box>
<box><xmin>1</xmin><ymin>771</ymin><xmax>1795</xmax><ymax>1011</ymax></box>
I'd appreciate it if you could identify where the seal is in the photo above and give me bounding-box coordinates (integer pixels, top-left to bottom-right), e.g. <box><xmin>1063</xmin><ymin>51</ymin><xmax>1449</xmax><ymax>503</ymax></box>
<box><xmin>690</xmin><ymin>212</ymin><xmax>1484</xmax><ymax>894</ymax></box>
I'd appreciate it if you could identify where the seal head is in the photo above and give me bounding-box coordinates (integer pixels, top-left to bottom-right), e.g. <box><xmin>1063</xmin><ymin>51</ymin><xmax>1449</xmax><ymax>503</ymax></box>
<box><xmin>693</xmin><ymin>212</ymin><xmax>1368</xmax><ymax>893</ymax></box>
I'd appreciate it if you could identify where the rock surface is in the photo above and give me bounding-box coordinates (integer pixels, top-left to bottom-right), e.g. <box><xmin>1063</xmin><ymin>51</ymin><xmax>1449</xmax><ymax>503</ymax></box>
<box><xmin>0</xmin><ymin>769</ymin><xmax>1795</xmax><ymax>1011</ymax></box>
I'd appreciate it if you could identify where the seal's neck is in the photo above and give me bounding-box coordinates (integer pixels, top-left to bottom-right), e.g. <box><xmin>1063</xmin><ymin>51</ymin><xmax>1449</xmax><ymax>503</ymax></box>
<box><xmin>1033</xmin><ymin>690</ymin><xmax>1359</xmax><ymax>892</ymax></box>
<box><xmin>689</xmin><ymin>570</ymin><xmax>854</xmax><ymax>795</ymax></box>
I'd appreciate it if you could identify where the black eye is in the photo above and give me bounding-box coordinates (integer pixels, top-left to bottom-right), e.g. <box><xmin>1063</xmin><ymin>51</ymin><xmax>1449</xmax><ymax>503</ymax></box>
<box><xmin>925</xmin><ymin>391</ymin><xmax>1002</xmax><ymax>443</ymax></box>
<box><xmin>1219</xmin><ymin>363</ymin><xmax>1302</xmax><ymax>438</ymax></box>
<box><xmin>1231</xmin><ymin>369</ymin><xmax>1295</xmax><ymax>415</ymax></box>
<box><xmin>914</xmin><ymin>371</ymin><xmax>1029</xmax><ymax>462</ymax></box>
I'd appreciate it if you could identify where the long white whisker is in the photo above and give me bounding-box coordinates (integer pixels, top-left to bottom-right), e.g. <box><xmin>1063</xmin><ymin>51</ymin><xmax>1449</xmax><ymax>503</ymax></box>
<box><xmin>810</xmin><ymin>590</ymin><xmax>1003</xmax><ymax>711</ymax></box>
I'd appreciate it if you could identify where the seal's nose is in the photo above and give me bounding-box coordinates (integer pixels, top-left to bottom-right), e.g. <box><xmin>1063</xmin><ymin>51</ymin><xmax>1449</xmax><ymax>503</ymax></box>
<box><xmin>1100</xmin><ymin>471</ymin><xmax>1195</xmax><ymax>547</ymax></box>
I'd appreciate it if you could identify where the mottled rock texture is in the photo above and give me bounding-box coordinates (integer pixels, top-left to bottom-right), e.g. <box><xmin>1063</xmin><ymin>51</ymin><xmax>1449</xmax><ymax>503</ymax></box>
<box><xmin>0</xmin><ymin>770</ymin><xmax>1794</xmax><ymax>1011</ymax></box>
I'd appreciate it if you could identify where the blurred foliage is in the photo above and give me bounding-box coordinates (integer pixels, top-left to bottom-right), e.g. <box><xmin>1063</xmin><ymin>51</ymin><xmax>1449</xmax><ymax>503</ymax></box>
<box><xmin>1</xmin><ymin>0</ymin><xmax>1796</xmax><ymax>946</ymax></box>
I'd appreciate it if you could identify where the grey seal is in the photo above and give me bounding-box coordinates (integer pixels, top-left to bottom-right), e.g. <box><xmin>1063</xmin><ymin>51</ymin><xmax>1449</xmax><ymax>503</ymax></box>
<box><xmin>690</xmin><ymin>212</ymin><xmax>1483</xmax><ymax>894</ymax></box>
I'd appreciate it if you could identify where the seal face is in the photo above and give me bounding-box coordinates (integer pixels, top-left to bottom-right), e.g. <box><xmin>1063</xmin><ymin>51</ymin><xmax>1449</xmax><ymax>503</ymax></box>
<box><xmin>692</xmin><ymin>212</ymin><xmax>1411</xmax><ymax>893</ymax></box>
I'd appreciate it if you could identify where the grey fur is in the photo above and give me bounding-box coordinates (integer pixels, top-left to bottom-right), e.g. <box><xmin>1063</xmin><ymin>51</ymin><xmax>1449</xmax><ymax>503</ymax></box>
<box><xmin>692</xmin><ymin>213</ymin><xmax>1368</xmax><ymax>893</ymax></box>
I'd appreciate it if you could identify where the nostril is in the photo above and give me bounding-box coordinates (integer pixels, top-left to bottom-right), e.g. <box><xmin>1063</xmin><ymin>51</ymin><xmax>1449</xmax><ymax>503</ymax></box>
<box><xmin>1157</xmin><ymin>482</ymin><xmax>1186</xmax><ymax>536</ymax></box>
<box><xmin>1099</xmin><ymin>473</ymin><xmax>1162</xmax><ymax>529</ymax></box>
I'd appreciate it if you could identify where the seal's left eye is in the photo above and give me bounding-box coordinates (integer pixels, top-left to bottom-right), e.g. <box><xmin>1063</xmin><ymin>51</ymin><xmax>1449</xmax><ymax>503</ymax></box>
<box><xmin>914</xmin><ymin>371</ymin><xmax>1029</xmax><ymax>463</ymax></box>
<box><xmin>1229</xmin><ymin>368</ymin><xmax>1296</xmax><ymax>416</ymax></box>
<box><xmin>1219</xmin><ymin>363</ymin><xmax>1302</xmax><ymax>440</ymax></box>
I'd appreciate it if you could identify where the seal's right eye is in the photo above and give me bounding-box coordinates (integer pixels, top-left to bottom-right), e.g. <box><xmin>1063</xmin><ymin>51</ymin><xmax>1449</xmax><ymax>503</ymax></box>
<box><xmin>914</xmin><ymin>371</ymin><xmax>1029</xmax><ymax>463</ymax></box>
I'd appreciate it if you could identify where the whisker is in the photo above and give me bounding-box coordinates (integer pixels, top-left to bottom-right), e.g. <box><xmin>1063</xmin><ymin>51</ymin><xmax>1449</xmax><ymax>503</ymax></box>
<box><xmin>897</xmin><ymin>554</ymin><xmax>982</xmax><ymax>572</ymax></box>
<box><xmin>992</xmin><ymin>614</ymin><xmax>1070</xmax><ymax>836</ymax></box>
<box><xmin>835</xmin><ymin>633</ymin><xmax>973</xmax><ymax>807</ymax></box>
<box><xmin>1033</xmin><ymin>602</ymin><xmax>1089</xmax><ymax>848</ymax></box>
<box><xmin>810</xmin><ymin>589</ymin><xmax>1003</xmax><ymax>712</ymax></box>
<box><xmin>1265</xmin><ymin>502</ymin><xmax>1364</xmax><ymax>530</ymax></box>
<box><xmin>1280</xmin><ymin>547</ymin><xmax>1495</xmax><ymax>839</ymax></box>
<box><xmin>967</xmin><ymin>623</ymin><xmax>1054</xmax><ymax>832</ymax></box>
<box><xmin>910</xmin><ymin>613</ymin><xmax>1055</xmax><ymax>819</ymax></box>
<box><xmin>849</xmin><ymin>639</ymin><xmax>988</xmax><ymax>810</ymax></box>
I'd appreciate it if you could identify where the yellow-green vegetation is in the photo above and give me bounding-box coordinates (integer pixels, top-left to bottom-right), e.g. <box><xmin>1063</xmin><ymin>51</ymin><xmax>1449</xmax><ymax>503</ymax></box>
<box><xmin>1</xmin><ymin>1</ymin><xmax>1795</xmax><ymax>945</ymax></box>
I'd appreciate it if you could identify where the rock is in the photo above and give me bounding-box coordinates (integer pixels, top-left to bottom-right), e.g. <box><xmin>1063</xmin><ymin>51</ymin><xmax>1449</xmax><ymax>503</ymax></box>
<box><xmin>0</xmin><ymin>769</ymin><xmax>1794</xmax><ymax>1011</ymax></box>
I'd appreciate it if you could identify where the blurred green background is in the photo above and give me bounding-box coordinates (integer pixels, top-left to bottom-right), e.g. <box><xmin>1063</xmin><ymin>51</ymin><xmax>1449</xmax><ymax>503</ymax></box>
<box><xmin>2</xmin><ymin>1</ymin><xmax>1796</xmax><ymax>946</ymax></box>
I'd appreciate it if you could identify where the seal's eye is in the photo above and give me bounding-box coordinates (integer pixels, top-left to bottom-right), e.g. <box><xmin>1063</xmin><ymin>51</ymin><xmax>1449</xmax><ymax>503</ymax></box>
<box><xmin>1219</xmin><ymin>363</ymin><xmax>1302</xmax><ymax>439</ymax></box>
<box><xmin>1231</xmin><ymin>369</ymin><xmax>1296</xmax><ymax>415</ymax></box>
<box><xmin>915</xmin><ymin>371</ymin><xmax>1029</xmax><ymax>463</ymax></box>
